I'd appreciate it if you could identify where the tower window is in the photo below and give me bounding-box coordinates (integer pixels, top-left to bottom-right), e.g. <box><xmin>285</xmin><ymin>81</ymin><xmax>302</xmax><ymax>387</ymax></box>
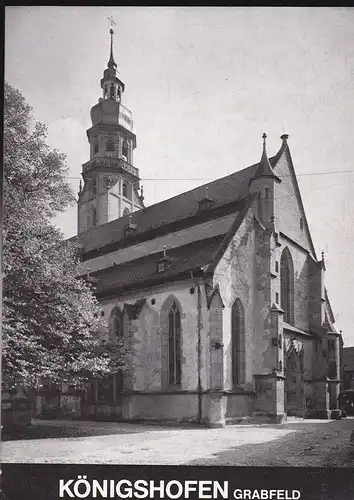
<box><xmin>168</xmin><ymin>302</ymin><xmax>181</xmax><ymax>386</ymax></box>
<box><xmin>122</xmin><ymin>140</ymin><xmax>128</xmax><ymax>161</ymax></box>
<box><xmin>104</xmin><ymin>85</ymin><xmax>108</xmax><ymax>99</ymax></box>
<box><xmin>106</xmin><ymin>140</ymin><xmax>115</xmax><ymax>152</ymax></box>
<box><xmin>93</xmin><ymin>140</ymin><xmax>99</xmax><ymax>155</ymax></box>
<box><xmin>110</xmin><ymin>83</ymin><xmax>115</xmax><ymax>100</ymax></box>
<box><xmin>117</xmin><ymin>87</ymin><xmax>122</xmax><ymax>101</ymax></box>
<box><xmin>122</xmin><ymin>182</ymin><xmax>131</xmax><ymax>199</ymax></box>
<box><xmin>92</xmin><ymin>177</ymin><xmax>97</xmax><ymax>196</ymax></box>
<box><xmin>265</xmin><ymin>188</ymin><xmax>269</xmax><ymax>200</ymax></box>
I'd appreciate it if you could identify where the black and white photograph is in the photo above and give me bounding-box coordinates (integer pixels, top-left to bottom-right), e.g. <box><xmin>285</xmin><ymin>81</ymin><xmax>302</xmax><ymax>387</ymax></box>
<box><xmin>2</xmin><ymin>6</ymin><xmax>354</xmax><ymax>497</ymax></box>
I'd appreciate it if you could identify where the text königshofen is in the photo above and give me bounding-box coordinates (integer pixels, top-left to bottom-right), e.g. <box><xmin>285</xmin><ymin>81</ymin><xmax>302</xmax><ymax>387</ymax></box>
<box><xmin>59</xmin><ymin>477</ymin><xmax>301</xmax><ymax>499</ymax></box>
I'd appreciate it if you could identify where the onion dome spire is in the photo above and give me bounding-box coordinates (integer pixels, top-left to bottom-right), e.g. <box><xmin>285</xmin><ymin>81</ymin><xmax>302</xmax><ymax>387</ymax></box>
<box><xmin>108</xmin><ymin>28</ymin><xmax>117</xmax><ymax>69</ymax></box>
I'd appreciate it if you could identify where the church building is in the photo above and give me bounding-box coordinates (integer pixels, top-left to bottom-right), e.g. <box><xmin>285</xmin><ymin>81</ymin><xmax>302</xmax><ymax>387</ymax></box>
<box><xmin>74</xmin><ymin>29</ymin><xmax>342</xmax><ymax>426</ymax></box>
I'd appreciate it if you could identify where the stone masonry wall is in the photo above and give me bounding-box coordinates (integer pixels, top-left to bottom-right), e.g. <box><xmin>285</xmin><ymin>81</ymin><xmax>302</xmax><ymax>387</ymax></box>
<box><xmin>99</xmin><ymin>280</ymin><xmax>203</xmax><ymax>393</ymax></box>
<box><xmin>213</xmin><ymin>209</ymin><xmax>256</xmax><ymax>391</ymax></box>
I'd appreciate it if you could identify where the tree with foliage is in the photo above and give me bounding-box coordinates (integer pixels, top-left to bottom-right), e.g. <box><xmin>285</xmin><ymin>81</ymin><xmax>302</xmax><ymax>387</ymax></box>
<box><xmin>3</xmin><ymin>82</ymin><xmax>126</xmax><ymax>390</ymax></box>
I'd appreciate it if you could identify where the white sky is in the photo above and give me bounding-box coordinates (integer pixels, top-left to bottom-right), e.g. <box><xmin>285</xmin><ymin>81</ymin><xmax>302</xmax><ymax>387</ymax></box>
<box><xmin>5</xmin><ymin>6</ymin><xmax>354</xmax><ymax>345</ymax></box>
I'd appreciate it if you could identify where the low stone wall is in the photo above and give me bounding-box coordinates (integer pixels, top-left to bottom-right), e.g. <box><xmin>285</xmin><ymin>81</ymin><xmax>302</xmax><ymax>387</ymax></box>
<box><xmin>122</xmin><ymin>392</ymin><xmax>199</xmax><ymax>423</ymax></box>
<box><xmin>82</xmin><ymin>403</ymin><xmax>122</xmax><ymax>421</ymax></box>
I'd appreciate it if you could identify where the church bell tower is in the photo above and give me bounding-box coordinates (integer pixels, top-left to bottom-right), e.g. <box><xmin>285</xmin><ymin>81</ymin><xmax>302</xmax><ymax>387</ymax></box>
<box><xmin>77</xmin><ymin>28</ymin><xmax>144</xmax><ymax>234</ymax></box>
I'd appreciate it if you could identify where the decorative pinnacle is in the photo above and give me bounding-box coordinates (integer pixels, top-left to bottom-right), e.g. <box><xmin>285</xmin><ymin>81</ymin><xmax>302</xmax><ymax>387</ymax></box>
<box><xmin>108</xmin><ymin>27</ymin><xmax>117</xmax><ymax>69</ymax></box>
<box><xmin>205</xmin><ymin>186</ymin><xmax>209</xmax><ymax>197</ymax></box>
<box><xmin>260</xmin><ymin>132</ymin><xmax>269</xmax><ymax>160</ymax></box>
<box><xmin>129</xmin><ymin>214</ymin><xmax>132</xmax><ymax>225</ymax></box>
<box><xmin>163</xmin><ymin>245</ymin><xmax>167</xmax><ymax>258</ymax></box>
<box><xmin>321</xmin><ymin>250</ymin><xmax>325</xmax><ymax>260</ymax></box>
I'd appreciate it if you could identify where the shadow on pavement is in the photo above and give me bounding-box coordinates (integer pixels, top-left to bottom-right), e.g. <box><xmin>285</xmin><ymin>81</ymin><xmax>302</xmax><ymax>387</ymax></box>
<box><xmin>186</xmin><ymin>420</ymin><xmax>354</xmax><ymax>467</ymax></box>
<box><xmin>185</xmin><ymin>430</ymin><xmax>301</xmax><ymax>467</ymax></box>
<box><xmin>2</xmin><ymin>419</ymin><xmax>207</xmax><ymax>441</ymax></box>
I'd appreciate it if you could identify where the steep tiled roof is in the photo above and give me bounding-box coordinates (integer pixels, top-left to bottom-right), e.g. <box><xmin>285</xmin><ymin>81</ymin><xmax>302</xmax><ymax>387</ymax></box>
<box><xmin>77</xmin><ymin>163</ymin><xmax>260</xmax><ymax>256</ymax></box>
<box><xmin>95</xmin><ymin>235</ymin><xmax>225</xmax><ymax>297</ymax></box>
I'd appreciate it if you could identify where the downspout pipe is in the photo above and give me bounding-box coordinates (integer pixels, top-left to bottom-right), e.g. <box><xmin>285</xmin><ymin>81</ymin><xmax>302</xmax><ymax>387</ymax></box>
<box><xmin>197</xmin><ymin>283</ymin><xmax>202</xmax><ymax>424</ymax></box>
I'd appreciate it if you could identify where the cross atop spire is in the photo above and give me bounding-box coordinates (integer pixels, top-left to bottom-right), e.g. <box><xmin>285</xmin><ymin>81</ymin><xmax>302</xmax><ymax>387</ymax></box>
<box><xmin>260</xmin><ymin>132</ymin><xmax>270</xmax><ymax>164</ymax></box>
<box><xmin>107</xmin><ymin>14</ymin><xmax>116</xmax><ymax>28</ymax></box>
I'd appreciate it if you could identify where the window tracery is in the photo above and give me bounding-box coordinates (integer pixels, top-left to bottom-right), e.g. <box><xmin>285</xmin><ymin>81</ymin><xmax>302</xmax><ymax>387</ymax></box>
<box><xmin>280</xmin><ymin>248</ymin><xmax>294</xmax><ymax>324</ymax></box>
<box><xmin>168</xmin><ymin>302</ymin><xmax>181</xmax><ymax>386</ymax></box>
<box><xmin>231</xmin><ymin>298</ymin><xmax>245</xmax><ymax>387</ymax></box>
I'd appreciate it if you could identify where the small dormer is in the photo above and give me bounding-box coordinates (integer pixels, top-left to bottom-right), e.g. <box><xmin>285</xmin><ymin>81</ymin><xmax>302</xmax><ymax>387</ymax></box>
<box><xmin>124</xmin><ymin>214</ymin><xmax>138</xmax><ymax>239</ymax></box>
<box><xmin>197</xmin><ymin>186</ymin><xmax>214</xmax><ymax>213</ymax></box>
<box><xmin>155</xmin><ymin>246</ymin><xmax>173</xmax><ymax>273</ymax></box>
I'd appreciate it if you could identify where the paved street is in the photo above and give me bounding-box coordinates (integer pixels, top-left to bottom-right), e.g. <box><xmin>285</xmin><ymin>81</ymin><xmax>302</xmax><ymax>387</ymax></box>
<box><xmin>2</xmin><ymin>417</ymin><xmax>354</xmax><ymax>466</ymax></box>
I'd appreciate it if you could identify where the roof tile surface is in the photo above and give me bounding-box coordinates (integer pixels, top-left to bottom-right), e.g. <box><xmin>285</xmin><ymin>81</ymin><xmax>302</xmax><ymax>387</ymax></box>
<box><xmin>78</xmin><ymin>163</ymin><xmax>260</xmax><ymax>254</ymax></box>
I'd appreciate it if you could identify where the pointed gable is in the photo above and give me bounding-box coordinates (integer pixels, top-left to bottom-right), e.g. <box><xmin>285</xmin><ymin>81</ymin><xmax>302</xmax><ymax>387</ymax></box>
<box><xmin>272</xmin><ymin>135</ymin><xmax>317</xmax><ymax>259</ymax></box>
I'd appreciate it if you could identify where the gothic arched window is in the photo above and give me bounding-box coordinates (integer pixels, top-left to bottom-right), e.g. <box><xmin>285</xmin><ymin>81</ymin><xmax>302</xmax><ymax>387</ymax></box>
<box><xmin>93</xmin><ymin>139</ymin><xmax>99</xmax><ymax>155</ymax></box>
<box><xmin>160</xmin><ymin>296</ymin><xmax>183</xmax><ymax>389</ymax></box>
<box><xmin>108</xmin><ymin>307</ymin><xmax>124</xmax><ymax>394</ymax></box>
<box><xmin>231</xmin><ymin>299</ymin><xmax>246</xmax><ymax>387</ymax></box>
<box><xmin>168</xmin><ymin>302</ymin><xmax>181</xmax><ymax>386</ymax></box>
<box><xmin>122</xmin><ymin>140</ymin><xmax>128</xmax><ymax>161</ymax></box>
<box><xmin>109</xmin><ymin>307</ymin><xmax>123</xmax><ymax>341</ymax></box>
<box><xmin>280</xmin><ymin>248</ymin><xmax>294</xmax><ymax>324</ymax></box>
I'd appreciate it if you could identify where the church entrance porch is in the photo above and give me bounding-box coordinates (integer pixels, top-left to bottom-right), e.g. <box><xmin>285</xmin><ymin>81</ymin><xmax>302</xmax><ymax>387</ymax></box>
<box><xmin>284</xmin><ymin>338</ymin><xmax>305</xmax><ymax>417</ymax></box>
